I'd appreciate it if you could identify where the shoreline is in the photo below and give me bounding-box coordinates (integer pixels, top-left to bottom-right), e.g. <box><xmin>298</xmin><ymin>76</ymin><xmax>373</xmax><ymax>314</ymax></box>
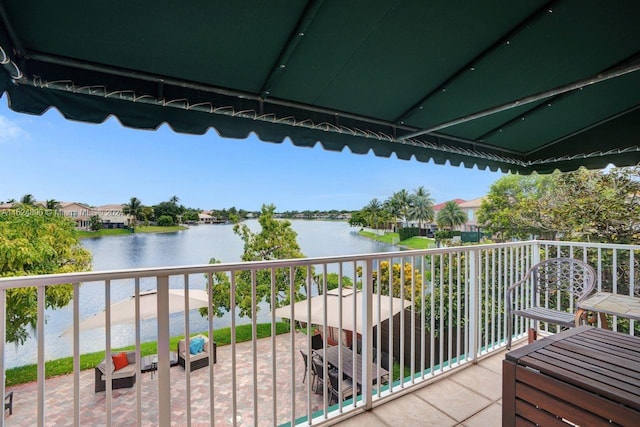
<box><xmin>358</xmin><ymin>230</ymin><xmax>435</xmax><ymax>250</ymax></box>
<box><xmin>78</xmin><ymin>225</ymin><xmax>189</xmax><ymax>238</ymax></box>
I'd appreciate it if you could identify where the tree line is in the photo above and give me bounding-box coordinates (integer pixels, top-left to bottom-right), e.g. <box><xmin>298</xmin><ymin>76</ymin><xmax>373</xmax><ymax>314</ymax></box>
<box><xmin>477</xmin><ymin>167</ymin><xmax>640</xmax><ymax>244</ymax></box>
<box><xmin>118</xmin><ymin>196</ymin><xmax>256</xmax><ymax>228</ymax></box>
<box><xmin>348</xmin><ymin>186</ymin><xmax>468</xmax><ymax>233</ymax></box>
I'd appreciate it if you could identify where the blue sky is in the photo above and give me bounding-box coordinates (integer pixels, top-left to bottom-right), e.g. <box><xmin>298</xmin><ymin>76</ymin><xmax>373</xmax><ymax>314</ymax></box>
<box><xmin>0</xmin><ymin>101</ymin><xmax>504</xmax><ymax>211</ymax></box>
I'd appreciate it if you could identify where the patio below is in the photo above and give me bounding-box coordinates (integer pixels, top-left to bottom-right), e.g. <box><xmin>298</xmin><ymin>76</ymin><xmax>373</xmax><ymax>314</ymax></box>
<box><xmin>4</xmin><ymin>330</ymin><xmax>510</xmax><ymax>426</ymax></box>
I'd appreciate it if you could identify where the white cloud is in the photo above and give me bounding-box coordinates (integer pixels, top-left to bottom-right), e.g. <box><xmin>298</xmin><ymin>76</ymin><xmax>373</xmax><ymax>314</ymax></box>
<box><xmin>0</xmin><ymin>116</ymin><xmax>29</xmax><ymax>142</ymax></box>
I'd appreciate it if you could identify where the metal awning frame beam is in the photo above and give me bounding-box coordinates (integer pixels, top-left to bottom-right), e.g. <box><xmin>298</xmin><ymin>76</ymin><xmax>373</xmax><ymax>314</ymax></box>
<box><xmin>400</xmin><ymin>60</ymin><xmax>640</xmax><ymax>140</ymax></box>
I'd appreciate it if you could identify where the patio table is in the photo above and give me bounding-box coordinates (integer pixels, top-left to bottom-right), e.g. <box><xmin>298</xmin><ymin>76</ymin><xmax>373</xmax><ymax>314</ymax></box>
<box><xmin>503</xmin><ymin>325</ymin><xmax>640</xmax><ymax>426</ymax></box>
<box><xmin>320</xmin><ymin>345</ymin><xmax>388</xmax><ymax>389</ymax></box>
<box><xmin>141</xmin><ymin>351</ymin><xmax>179</xmax><ymax>374</ymax></box>
<box><xmin>577</xmin><ymin>292</ymin><xmax>640</xmax><ymax>328</ymax></box>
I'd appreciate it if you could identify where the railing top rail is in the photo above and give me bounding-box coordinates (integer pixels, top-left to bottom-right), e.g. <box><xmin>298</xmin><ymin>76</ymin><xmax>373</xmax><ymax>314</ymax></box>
<box><xmin>0</xmin><ymin>241</ymin><xmax>536</xmax><ymax>289</ymax></box>
<box><xmin>536</xmin><ymin>240</ymin><xmax>640</xmax><ymax>251</ymax></box>
<box><xmin>5</xmin><ymin>239</ymin><xmax>637</xmax><ymax>289</ymax></box>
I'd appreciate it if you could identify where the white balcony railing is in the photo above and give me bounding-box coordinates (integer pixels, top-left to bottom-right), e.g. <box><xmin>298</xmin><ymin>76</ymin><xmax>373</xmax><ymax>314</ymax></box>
<box><xmin>0</xmin><ymin>240</ymin><xmax>638</xmax><ymax>426</ymax></box>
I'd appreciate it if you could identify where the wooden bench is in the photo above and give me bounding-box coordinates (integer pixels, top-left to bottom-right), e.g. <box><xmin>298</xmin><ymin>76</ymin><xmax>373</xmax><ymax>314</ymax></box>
<box><xmin>503</xmin><ymin>326</ymin><xmax>640</xmax><ymax>426</ymax></box>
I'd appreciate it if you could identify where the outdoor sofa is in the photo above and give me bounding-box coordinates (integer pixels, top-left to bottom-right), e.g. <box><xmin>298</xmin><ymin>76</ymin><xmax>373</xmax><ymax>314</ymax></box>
<box><xmin>95</xmin><ymin>351</ymin><xmax>137</xmax><ymax>393</ymax></box>
<box><xmin>177</xmin><ymin>335</ymin><xmax>216</xmax><ymax>371</ymax></box>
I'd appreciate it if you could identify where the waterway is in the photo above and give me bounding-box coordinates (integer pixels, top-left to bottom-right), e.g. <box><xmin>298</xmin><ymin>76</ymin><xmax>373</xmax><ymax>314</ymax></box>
<box><xmin>5</xmin><ymin>220</ymin><xmax>395</xmax><ymax>368</ymax></box>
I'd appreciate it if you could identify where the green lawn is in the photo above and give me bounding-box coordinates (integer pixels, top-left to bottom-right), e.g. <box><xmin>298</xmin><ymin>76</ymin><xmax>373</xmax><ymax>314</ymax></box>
<box><xmin>400</xmin><ymin>236</ymin><xmax>434</xmax><ymax>249</ymax></box>
<box><xmin>135</xmin><ymin>225</ymin><xmax>188</xmax><ymax>233</ymax></box>
<box><xmin>359</xmin><ymin>231</ymin><xmax>397</xmax><ymax>244</ymax></box>
<box><xmin>359</xmin><ymin>231</ymin><xmax>435</xmax><ymax>249</ymax></box>
<box><xmin>6</xmin><ymin>322</ymin><xmax>289</xmax><ymax>386</ymax></box>
<box><xmin>77</xmin><ymin>228</ymin><xmax>132</xmax><ymax>238</ymax></box>
<box><xmin>78</xmin><ymin>225</ymin><xmax>188</xmax><ymax>238</ymax></box>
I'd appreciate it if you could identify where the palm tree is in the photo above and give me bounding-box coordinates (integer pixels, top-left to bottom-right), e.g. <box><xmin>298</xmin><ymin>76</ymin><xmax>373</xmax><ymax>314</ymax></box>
<box><xmin>436</xmin><ymin>200</ymin><xmax>467</xmax><ymax>231</ymax></box>
<box><xmin>383</xmin><ymin>196</ymin><xmax>402</xmax><ymax>231</ymax></box>
<box><xmin>409</xmin><ymin>192</ymin><xmax>435</xmax><ymax>232</ymax></box>
<box><xmin>414</xmin><ymin>186</ymin><xmax>429</xmax><ymax>198</ymax></box>
<box><xmin>45</xmin><ymin>199</ymin><xmax>61</xmax><ymax>210</ymax></box>
<box><xmin>140</xmin><ymin>206</ymin><xmax>154</xmax><ymax>224</ymax></box>
<box><xmin>20</xmin><ymin>194</ymin><xmax>35</xmax><ymax>205</ymax></box>
<box><xmin>169</xmin><ymin>195</ymin><xmax>180</xmax><ymax>205</ymax></box>
<box><xmin>123</xmin><ymin>197</ymin><xmax>143</xmax><ymax>229</ymax></box>
<box><xmin>392</xmin><ymin>189</ymin><xmax>413</xmax><ymax>227</ymax></box>
<box><xmin>365</xmin><ymin>198</ymin><xmax>383</xmax><ymax>234</ymax></box>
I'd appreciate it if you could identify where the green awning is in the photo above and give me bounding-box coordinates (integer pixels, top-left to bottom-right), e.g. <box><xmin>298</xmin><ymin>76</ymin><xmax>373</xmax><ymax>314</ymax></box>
<box><xmin>1</xmin><ymin>1</ymin><xmax>639</xmax><ymax>173</ymax></box>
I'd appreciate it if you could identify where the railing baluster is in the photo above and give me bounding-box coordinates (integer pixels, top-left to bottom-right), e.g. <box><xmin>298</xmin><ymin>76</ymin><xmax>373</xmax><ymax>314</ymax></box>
<box><xmin>183</xmin><ymin>276</ymin><xmax>192</xmax><ymax>427</ymax></box>
<box><xmin>469</xmin><ymin>249</ymin><xmax>479</xmax><ymax>362</ymax></box>
<box><xmin>337</xmin><ymin>262</ymin><xmax>345</xmax><ymax>408</ymax></box>
<box><xmin>438</xmin><ymin>254</ymin><xmax>444</xmax><ymax>371</ymax></box>
<box><xmin>229</xmin><ymin>271</ymin><xmax>237</xmax><ymax>426</ymax></box>
<box><xmin>456</xmin><ymin>252</ymin><xmax>462</xmax><ymax>363</ymax></box>
<box><xmin>410</xmin><ymin>255</ymin><xmax>415</xmax><ymax>384</ymax></box>
<box><xmin>251</xmin><ymin>270</ymin><xmax>258</xmax><ymax>425</ymax></box>
<box><xmin>447</xmin><ymin>253</ymin><xmax>453</xmax><ymax>365</ymax></box>
<box><xmin>134</xmin><ymin>278</ymin><xmax>142</xmax><ymax>427</ymax></box>
<box><xmin>270</xmin><ymin>269</ymin><xmax>277</xmax><ymax>426</ymax></box>
<box><xmin>289</xmin><ymin>266</ymin><xmax>296</xmax><ymax>426</ymax></box>
<box><xmin>362</xmin><ymin>258</ymin><xmax>373</xmax><ymax>410</ymax></box>
<box><xmin>630</xmin><ymin>251</ymin><xmax>635</xmax><ymax>335</ymax></box>
<box><xmin>37</xmin><ymin>286</ymin><xmax>45</xmax><ymax>427</ymax></box>
<box><xmin>156</xmin><ymin>275</ymin><xmax>171</xmax><ymax>427</ymax></box>
<box><xmin>387</xmin><ymin>257</ymin><xmax>394</xmax><ymax>392</ymax></box>
<box><xmin>420</xmin><ymin>255</ymin><xmax>426</xmax><ymax>379</ymax></box>
<box><xmin>0</xmin><ymin>289</ymin><xmax>5</xmax><ymax>427</ymax></box>
<box><xmin>613</xmin><ymin>249</ymin><xmax>618</xmax><ymax>332</ymax></box>
<box><xmin>499</xmin><ymin>247</ymin><xmax>504</xmax><ymax>346</ymax></box>
<box><xmin>73</xmin><ymin>282</ymin><xmax>80</xmax><ymax>426</ymax></box>
<box><xmin>430</xmin><ymin>254</ymin><xmax>435</xmax><ymax>374</ymax></box>
<box><xmin>490</xmin><ymin>249</ymin><xmax>496</xmax><ymax>350</ymax></box>
<box><xmin>351</xmin><ymin>260</ymin><xmax>358</xmax><ymax>408</ymax></box>
<box><xmin>399</xmin><ymin>256</ymin><xmax>405</xmax><ymax>388</ymax></box>
<box><xmin>105</xmin><ymin>279</ymin><xmax>112</xmax><ymax>426</ymax></box>
<box><xmin>375</xmin><ymin>260</ymin><xmax>383</xmax><ymax>395</ymax></box>
<box><xmin>207</xmin><ymin>271</ymin><xmax>215</xmax><ymax>427</ymax></box>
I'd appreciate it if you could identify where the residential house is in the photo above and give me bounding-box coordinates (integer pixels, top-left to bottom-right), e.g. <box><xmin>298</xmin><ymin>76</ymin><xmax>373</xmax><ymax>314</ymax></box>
<box><xmin>198</xmin><ymin>212</ymin><xmax>214</xmax><ymax>224</ymax></box>
<box><xmin>57</xmin><ymin>202</ymin><xmax>93</xmax><ymax>229</ymax></box>
<box><xmin>93</xmin><ymin>204</ymin><xmax>130</xmax><ymax>229</ymax></box>
<box><xmin>457</xmin><ymin>197</ymin><xmax>485</xmax><ymax>232</ymax></box>
<box><xmin>0</xmin><ymin>201</ymin><xmax>93</xmax><ymax>229</ymax></box>
<box><xmin>0</xmin><ymin>201</ymin><xmax>131</xmax><ymax>229</ymax></box>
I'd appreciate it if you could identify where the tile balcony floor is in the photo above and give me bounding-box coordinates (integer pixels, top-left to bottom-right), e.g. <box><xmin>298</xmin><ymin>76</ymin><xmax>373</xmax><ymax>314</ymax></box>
<box><xmin>334</xmin><ymin>344</ymin><xmax>513</xmax><ymax>427</ymax></box>
<box><xmin>4</xmin><ymin>331</ymin><xmax>517</xmax><ymax>426</ymax></box>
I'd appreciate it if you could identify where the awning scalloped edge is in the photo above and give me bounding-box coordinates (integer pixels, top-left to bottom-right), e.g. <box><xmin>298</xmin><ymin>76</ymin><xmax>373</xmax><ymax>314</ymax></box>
<box><xmin>21</xmin><ymin>76</ymin><xmax>526</xmax><ymax>169</ymax></box>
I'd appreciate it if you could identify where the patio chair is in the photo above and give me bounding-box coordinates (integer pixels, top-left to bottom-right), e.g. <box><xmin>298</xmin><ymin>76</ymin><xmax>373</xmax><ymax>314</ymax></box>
<box><xmin>177</xmin><ymin>335</ymin><xmax>215</xmax><ymax>371</ymax></box>
<box><xmin>506</xmin><ymin>257</ymin><xmax>596</xmax><ymax>349</ymax></box>
<box><xmin>299</xmin><ymin>350</ymin><xmax>317</xmax><ymax>388</ymax></box>
<box><xmin>311</xmin><ymin>333</ymin><xmax>323</xmax><ymax>350</ymax></box>
<box><xmin>95</xmin><ymin>351</ymin><xmax>137</xmax><ymax>393</ymax></box>
<box><xmin>311</xmin><ymin>357</ymin><xmax>328</xmax><ymax>395</ymax></box>
<box><xmin>327</xmin><ymin>369</ymin><xmax>353</xmax><ymax>405</ymax></box>
<box><xmin>4</xmin><ymin>391</ymin><xmax>13</xmax><ymax>415</ymax></box>
<box><xmin>379</xmin><ymin>350</ymin><xmax>391</xmax><ymax>372</ymax></box>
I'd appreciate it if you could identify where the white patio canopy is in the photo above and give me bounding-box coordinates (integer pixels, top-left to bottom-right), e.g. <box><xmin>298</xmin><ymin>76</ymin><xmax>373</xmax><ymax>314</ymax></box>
<box><xmin>273</xmin><ymin>288</ymin><xmax>411</xmax><ymax>334</ymax></box>
<box><xmin>63</xmin><ymin>289</ymin><xmax>211</xmax><ymax>335</ymax></box>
